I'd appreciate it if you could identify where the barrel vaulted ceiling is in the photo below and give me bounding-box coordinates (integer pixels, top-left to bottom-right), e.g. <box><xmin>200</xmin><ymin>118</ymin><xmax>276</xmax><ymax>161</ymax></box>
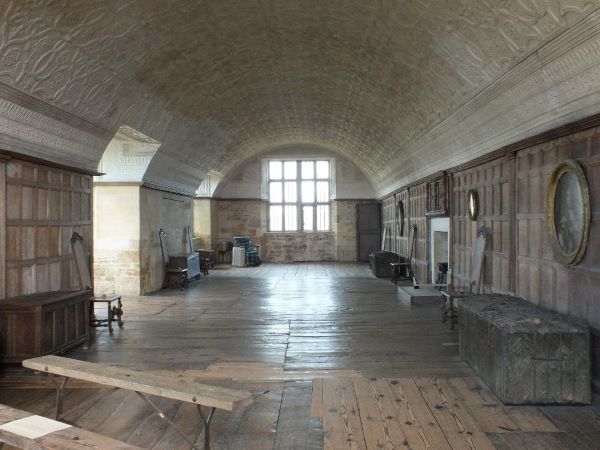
<box><xmin>0</xmin><ymin>1</ymin><xmax>599</xmax><ymax>195</ymax></box>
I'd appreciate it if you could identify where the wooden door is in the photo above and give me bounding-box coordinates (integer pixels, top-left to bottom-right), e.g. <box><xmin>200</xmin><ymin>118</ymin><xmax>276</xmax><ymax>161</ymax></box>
<box><xmin>357</xmin><ymin>203</ymin><xmax>380</xmax><ymax>262</ymax></box>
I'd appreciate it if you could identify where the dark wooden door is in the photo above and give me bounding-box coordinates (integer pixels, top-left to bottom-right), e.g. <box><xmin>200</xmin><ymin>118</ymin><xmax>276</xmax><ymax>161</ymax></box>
<box><xmin>357</xmin><ymin>203</ymin><xmax>380</xmax><ymax>262</ymax></box>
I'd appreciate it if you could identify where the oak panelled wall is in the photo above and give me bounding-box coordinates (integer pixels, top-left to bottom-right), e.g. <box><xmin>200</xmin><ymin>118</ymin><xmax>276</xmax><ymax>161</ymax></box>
<box><xmin>383</xmin><ymin>124</ymin><xmax>600</xmax><ymax>392</ymax></box>
<box><xmin>4</xmin><ymin>159</ymin><xmax>92</xmax><ymax>298</ymax></box>
<box><xmin>451</xmin><ymin>157</ymin><xmax>515</xmax><ymax>295</ymax></box>
<box><xmin>381</xmin><ymin>182</ymin><xmax>428</xmax><ymax>283</ymax></box>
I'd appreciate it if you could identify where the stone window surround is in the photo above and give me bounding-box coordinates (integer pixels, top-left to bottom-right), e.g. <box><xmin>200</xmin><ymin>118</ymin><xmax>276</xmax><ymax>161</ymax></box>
<box><xmin>263</xmin><ymin>157</ymin><xmax>336</xmax><ymax>232</ymax></box>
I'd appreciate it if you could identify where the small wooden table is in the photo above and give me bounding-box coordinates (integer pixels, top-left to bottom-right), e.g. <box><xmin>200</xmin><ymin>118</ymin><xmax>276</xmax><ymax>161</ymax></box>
<box><xmin>88</xmin><ymin>294</ymin><xmax>123</xmax><ymax>333</ymax></box>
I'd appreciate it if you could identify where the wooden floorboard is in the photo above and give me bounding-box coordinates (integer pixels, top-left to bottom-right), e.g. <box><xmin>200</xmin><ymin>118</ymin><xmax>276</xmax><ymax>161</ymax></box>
<box><xmin>1</xmin><ymin>263</ymin><xmax>599</xmax><ymax>449</ymax></box>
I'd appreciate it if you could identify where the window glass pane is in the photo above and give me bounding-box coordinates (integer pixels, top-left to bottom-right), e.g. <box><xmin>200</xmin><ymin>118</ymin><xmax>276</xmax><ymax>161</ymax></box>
<box><xmin>317</xmin><ymin>205</ymin><xmax>330</xmax><ymax>231</ymax></box>
<box><xmin>301</xmin><ymin>161</ymin><xmax>314</xmax><ymax>179</ymax></box>
<box><xmin>270</xmin><ymin>205</ymin><xmax>282</xmax><ymax>231</ymax></box>
<box><xmin>284</xmin><ymin>205</ymin><xmax>297</xmax><ymax>231</ymax></box>
<box><xmin>303</xmin><ymin>206</ymin><xmax>314</xmax><ymax>231</ymax></box>
<box><xmin>284</xmin><ymin>182</ymin><xmax>297</xmax><ymax>203</ymax></box>
<box><xmin>316</xmin><ymin>160</ymin><xmax>329</xmax><ymax>179</ymax></box>
<box><xmin>284</xmin><ymin>161</ymin><xmax>297</xmax><ymax>179</ymax></box>
<box><xmin>301</xmin><ymin>181</ymin><xmax>314</xmax><ymax>203</ymax></box>
<box><xmin>269</xmin><ymin>182</ymin><xmax>282</xmax><ymax>203</ymax></box>
<box><xmin>269</xmin><ymin>161</ymin><xmax>282</xmax><ymax>180</ymax></box>
<box><xmin>316</xmin><ymin>181</ymin><xmax>329</xmax><ymax>202</ymax></box>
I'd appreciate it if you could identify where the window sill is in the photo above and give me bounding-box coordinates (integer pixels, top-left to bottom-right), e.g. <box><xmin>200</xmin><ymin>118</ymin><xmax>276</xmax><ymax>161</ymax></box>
<box><xmin>265</xmin><ymin>231</ymin><xmax>334</xmax><ymax>235</ymax></box>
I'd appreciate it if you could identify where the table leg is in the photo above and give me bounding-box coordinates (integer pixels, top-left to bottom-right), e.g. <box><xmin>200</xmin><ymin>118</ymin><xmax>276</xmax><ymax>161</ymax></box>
<box><xmin>197</xmin><ymin>406</ymin><xmax>216</xmax><ymax>450</ymax></box>
<box><xmin>49</xmin><ymin>375</ymin><xmax>69</xmax><ymax>420</ymax></box>
<box><xmin>107</xmin><ymin>302</ymin><xmax>114</xmax><ymax>333</ymax></box>
<box><xmin>117</xmin><ymin>297</ymin><xmax>124</xmax><ymax>328</ymax></box>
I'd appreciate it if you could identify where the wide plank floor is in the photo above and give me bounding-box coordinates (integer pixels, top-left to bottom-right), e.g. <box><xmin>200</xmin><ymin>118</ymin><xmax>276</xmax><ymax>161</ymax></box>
<box><xmin>1</xmin><ymin>263</ymin><xmax>598</xmax><ymax>449</ymax></box>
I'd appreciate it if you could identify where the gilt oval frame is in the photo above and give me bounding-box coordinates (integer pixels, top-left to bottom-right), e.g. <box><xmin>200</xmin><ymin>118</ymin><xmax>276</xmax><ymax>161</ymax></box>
<box><xmin>396</xmin><ymin>198</ymin><xmax>405</xmax><ymax>237</ymax></box>
<box><xmin>467</xmin><ymin>189</ymin><xmax>479</xmax><ymax>221</ymax></box>
<box><xmin>546</xmin><ymin>159</ymin><xmax>590</xmax><ymax>266</ymax></box>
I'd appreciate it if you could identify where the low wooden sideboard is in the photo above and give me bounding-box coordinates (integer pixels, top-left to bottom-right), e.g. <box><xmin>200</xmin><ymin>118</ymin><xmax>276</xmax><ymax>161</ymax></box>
<box><xmin>0</xmin><ymin>290</ymin><xmax>90</xmax><ymax>363</ymax></box>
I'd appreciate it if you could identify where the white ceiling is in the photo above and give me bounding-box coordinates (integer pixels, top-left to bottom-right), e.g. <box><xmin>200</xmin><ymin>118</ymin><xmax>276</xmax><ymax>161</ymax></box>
<box><xmin>0</xmin><ymin>1</ymin><xmax>599</xmax><ymax>195</ymax></box>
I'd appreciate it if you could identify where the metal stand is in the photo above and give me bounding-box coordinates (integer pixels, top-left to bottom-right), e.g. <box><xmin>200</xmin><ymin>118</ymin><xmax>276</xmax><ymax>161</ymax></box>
<box><xmin>136</xmin><ymin>392</ymin><xmax>216</xmax><ymax>450</ymax></box>
<box><xmin>49</xmin><ymin>375</ymin><xmax>119</xmax><ymax>421</ymax></box>
<box><xmin>49</xmin><ymin>375</ymin><xmax>217</xmax><ymax>450</ymax></box>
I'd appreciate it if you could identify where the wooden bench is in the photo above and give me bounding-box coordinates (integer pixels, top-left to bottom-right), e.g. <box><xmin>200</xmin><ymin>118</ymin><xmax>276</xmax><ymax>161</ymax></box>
<box><xmin>0</xmin><ymin>403</ymin><xmax>139</xmax><ymax>449</ymax></box>
<box><xmin>22</xmin><ymin>356</ymin><xmax>254</xmax><ymax>450</ymax></box>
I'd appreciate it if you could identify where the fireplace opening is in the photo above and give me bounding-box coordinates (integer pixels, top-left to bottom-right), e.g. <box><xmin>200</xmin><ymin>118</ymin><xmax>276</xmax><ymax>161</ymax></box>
<box><xmin>429</xmin><ymin>218</ymin><xmax>449</xmax><ymax>283</ymax></box>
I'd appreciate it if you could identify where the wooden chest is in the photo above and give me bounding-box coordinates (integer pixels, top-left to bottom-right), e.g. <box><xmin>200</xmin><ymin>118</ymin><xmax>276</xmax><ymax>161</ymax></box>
<box><xmin>459</xmin><ymin>294</ymin><xmax>590</xmax><ymax>404</ymax></box>
<box><xmin>368</xmin><ymin>251</ymin><xmax>399</xmax><ymax>278</ymax></box>
<box><xmin>0</xmin><ymin>290</ymin><xmax>90</xmax><ymax>363</ymax></box>
<box><xmin>169</xmin><ymin>253</ymin><xmax>201</xmax><ymax>280</ymax></box>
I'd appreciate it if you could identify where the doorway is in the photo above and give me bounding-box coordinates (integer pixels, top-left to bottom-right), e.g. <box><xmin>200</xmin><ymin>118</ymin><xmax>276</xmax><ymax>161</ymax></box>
<box><xmin>357</xmin><ymin>203</ymin><xmax>380</xmax><ymax>262</ymax></box>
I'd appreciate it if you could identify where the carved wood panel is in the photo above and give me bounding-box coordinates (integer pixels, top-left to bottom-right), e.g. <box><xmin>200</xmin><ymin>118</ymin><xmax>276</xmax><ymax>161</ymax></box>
<box><xmin>408</xmin><ymin>183</ymin><xmax>429</xmax><ymax>283</ymax></box>
<box><xmin>425</xmin><ymin>175</ymin><xmax>448</xmax><ymax>216</ymax></box>
<box><xmin>450</xmin><ymin>156</ymin><xmax>515</xmax><ymax>294</ymax></box>
<box><xmin>4</xmin><ymin>160</ymin><xmax>92</xmax><ymax>298</ymax></box>
<box><xmin>516</xmin><ymin>128</ymin><xmax>600</xmax><ymax>319</ymax></box>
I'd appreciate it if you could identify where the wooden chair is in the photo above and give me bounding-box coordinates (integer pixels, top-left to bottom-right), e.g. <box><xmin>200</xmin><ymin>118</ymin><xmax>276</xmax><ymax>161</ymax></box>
<box><xmin>441</xmin><ymin>226</ymin><xmax>488</xmax><ymax>329</ymax></box>
<box><xmin>159</xmin><ymin>228</ymin><xmax>188</xmax><ymax>289</ymax></box>
<box><xmin>390</xmin><ymin>224</ymin><xmax>416</xmax><ymax>284</ymax></box>
<box><xmin>71</xmin><ymin>232</ymin><xmax>123</xmax><ymax>333</ymax></box>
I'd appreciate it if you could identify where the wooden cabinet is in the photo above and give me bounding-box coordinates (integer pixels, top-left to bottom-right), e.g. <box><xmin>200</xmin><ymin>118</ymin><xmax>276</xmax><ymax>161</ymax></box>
<box><xmin>0</xmin><ymin>290</ymin><xmax>89</xmax><ymax>363</ymax></box>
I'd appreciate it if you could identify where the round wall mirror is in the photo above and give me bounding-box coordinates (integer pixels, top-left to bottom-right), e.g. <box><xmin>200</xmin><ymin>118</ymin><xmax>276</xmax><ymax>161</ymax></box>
<box><xmin>396</xmin><ymin>198</ymin><xmax>404</xmax><ymax>236</ymax></box>
<box><xmin>546</xmin><ymin>160</ymin><xmax>590</xmax><ymax>266</ymax></box>
<box><xmin>467</xmin><ymin>189</ymin><xmax>479</xmax><ymax>221</ymax></box>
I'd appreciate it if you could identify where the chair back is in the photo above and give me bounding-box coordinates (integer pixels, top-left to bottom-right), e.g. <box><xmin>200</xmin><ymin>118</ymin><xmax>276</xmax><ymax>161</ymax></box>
<box><xmin>406</xmin><ymin>224</ymin><xmax>416</xmax><ymax>262</ymax></box>
<box><xmin>71</xmin><ymin>232</ymin><xmax>93</xmax><ymax>290</ymax></box>
<box><xmin>159</xmin><ymin>228</ymin><xmax>170</xmax><ymax>265</ymax></box>
<box><xmin>468</xmin><ymin>227</ymin><xmax>488</xmax><ymax>294</ymax></box>
<box><xmin>187</xmin><ymin>225</ymin><xmax>194</xmax><ymax>254</ymax></box>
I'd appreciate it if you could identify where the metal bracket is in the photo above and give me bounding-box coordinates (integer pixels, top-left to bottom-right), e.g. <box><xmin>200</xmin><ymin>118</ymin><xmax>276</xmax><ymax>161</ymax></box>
<box><xmin>136</xmin><ymin>392</ymin><xmax>216</xmax><ymax>450</ymax></box>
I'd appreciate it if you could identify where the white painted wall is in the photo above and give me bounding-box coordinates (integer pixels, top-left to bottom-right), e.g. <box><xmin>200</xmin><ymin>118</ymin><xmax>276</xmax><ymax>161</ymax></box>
<box><xmin>213</xmin><ymin>146</ymin><xmax>376</xmax><ymax>199</ymax></box>
<box><xmin>429</xmin><ymin>217</ymin><xmax>449</xmax><ymax>283</ymax></box>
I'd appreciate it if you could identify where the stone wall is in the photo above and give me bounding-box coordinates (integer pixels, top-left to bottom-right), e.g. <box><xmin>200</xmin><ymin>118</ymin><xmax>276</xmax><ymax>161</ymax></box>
<box><xmin>204</xmin><ymin>198</ymin><xmax>372</xmax><ymax>262</ymax></box>
<box><xmin>193</xmin><ymin>198</ymin><xmax>212</xmax><ymax>249</ymax></box>
<box><xmin>262</xmin><ymin>232</ymin><xmax>336</xmax><ymax>262</ymax></box>
<box><xmin>211</xmin><ymin>200</ymin><xmax>266</xmax><ymax>250</ymax></box>
<box><xmin>140</xmin><ymin>187</ymin><xmax>193</xmax><ymax>294</ymax></box>
<box><xmin>93</xmin><ymin>185</ymin><xmax>141</xmax><ymax>295</ymax></box>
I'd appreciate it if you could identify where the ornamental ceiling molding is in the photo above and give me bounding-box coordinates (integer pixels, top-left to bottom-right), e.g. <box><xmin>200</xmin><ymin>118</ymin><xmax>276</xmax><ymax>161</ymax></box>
<box><xmin>0</xmin><ymin>94</ymin><xmax>108</xmax><ymax>171</ymax></box>
<box><xmin>376</xmin><ymin>7</ymin><xmax>600</xmax><ymax>197</ymax></box>
<box><xmin>0</xmin><ymin>1</ymin><xmax>598</xmax><ymax>195</ymax></box>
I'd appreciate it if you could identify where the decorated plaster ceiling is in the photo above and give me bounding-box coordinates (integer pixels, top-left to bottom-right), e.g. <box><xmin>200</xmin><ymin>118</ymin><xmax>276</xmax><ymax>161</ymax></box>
<box><xmin>0</xmin><ymin>0</ymin><xmax>599</xmax><ymax>195</ymax></box>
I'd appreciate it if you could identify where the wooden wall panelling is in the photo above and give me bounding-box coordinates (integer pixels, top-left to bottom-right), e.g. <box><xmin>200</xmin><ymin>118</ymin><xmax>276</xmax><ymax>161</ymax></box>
<box><xmin>516</xmin><ymin>129</ymin><xmax>600</xmax><ymax>318</ymax></box>
<box><xmin>425</xmin><ymin>175</ymin><xmax>448</xmax><ymax>216</ymax></box>
<box><xmin>0</xmin><ymin>159</ymin><xmax>5</xmax><ymax>299</ymax></box>
<box><xmin>5</xmin><ymin>160</ymin><xmax>92</xmax><ymax>298</ymax></box>
<box><xmin>408</xmin><ymin>183</ymin><xmax>428</xmax><ymax>283</ymax></box>
<box><xmin>450</xmin><ymin>157</ymin><xmax>514</xmax><ymax>294</ymax></box>
<box><xmin>381</xmin><ymin>196</ymin><xmax>394</xmax><ymax>252</ymax></box>
<box><xmin>396</xmin><ymin>189</ymin><xmax>409</xmax><ymax>257</ymax></box>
